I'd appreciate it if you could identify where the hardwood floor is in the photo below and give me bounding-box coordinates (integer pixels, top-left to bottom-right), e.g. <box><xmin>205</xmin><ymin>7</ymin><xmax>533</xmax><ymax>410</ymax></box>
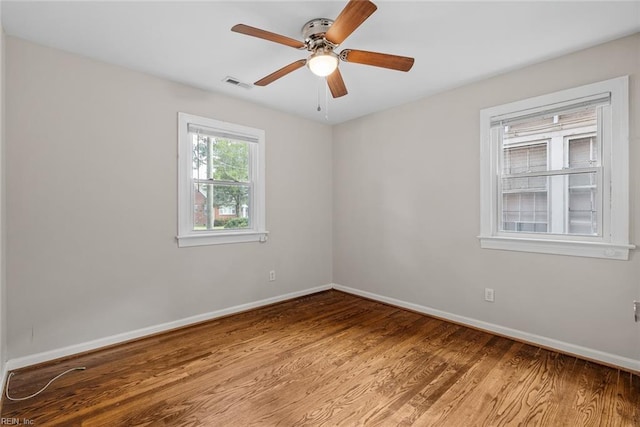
<box><xmin>1</xmin><ymin>290</ymin><xmax>638</xmax><ymax>426</ymax></box>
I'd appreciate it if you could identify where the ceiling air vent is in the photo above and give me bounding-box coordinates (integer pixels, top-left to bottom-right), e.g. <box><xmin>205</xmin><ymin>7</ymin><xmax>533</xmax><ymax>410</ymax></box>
<box><xmin>223</xmin><ymin>76</ymin><xmax>252</xmax><ymax>89</ymax></box>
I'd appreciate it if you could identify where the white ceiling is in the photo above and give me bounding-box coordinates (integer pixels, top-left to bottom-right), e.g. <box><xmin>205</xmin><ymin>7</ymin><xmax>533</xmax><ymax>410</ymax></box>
<box><xmin>2</xmin><ymin>1</ymin><xmax>639</xmax><ymax>124</ymax></box>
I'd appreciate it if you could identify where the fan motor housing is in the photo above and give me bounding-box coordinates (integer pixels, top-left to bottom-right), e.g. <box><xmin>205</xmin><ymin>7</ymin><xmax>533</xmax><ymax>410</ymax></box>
<box><xmin>302</xmin><ymin>18</ymin><xmax>334</xmax><ymax>50</ymax></box>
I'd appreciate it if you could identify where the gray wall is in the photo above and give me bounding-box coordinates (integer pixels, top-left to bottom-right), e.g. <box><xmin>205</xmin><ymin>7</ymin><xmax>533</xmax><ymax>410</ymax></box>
<box><xmin>6</xmin><ymin>38</ymin><xmax>333</xmax><ymax>359</ymax></box>
<box><xmin>333</xmin><ymin>34</ymin><xmax>640</xmax><ymax>363</ymax></box>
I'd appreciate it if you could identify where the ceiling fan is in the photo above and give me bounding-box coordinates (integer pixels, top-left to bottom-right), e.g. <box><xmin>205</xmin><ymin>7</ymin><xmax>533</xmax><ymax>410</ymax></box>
<box><xmin>231</xmin><ymin>0</ymin><xmax>414</xmax><ymax>98</ymax></box>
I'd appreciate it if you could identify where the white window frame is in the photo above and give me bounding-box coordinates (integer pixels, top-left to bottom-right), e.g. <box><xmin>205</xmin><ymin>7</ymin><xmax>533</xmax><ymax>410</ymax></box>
<box><xmin>177</xmin><ymin>112</ymin><xmax>267</xmax><ymax>247</ymax></box>
<box><xmin>479</xmin><ymin>76</ymin><xmax>634</xmax><ymax>260</ymax></box>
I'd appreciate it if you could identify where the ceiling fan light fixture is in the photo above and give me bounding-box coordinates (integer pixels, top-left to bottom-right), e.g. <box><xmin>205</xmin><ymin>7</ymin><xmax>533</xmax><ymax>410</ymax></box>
<box><xmin>307</xmin><ymin>51</ymin><xmax>338</xmax><ymax>77</ymax></box>
<box><xmin>232</xmin><ymin>0</ymin><xmax>414</xmax><ymax>99</ymax></box>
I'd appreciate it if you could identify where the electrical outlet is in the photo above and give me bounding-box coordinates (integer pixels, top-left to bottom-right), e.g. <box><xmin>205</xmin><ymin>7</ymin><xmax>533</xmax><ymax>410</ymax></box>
<box><xmin>484</xmin><ymin>288</ymin><xmax>495</xmax><ymax>302</ymax></box>
<box><xmin>269</xmin><ymin>270</ymin><xmax>276</xmax><ymax>282</ymax></box>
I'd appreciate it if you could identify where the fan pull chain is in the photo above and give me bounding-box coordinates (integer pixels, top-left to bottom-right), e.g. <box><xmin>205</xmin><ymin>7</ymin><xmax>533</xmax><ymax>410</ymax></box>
<box><xmin>316</xmin><ymin>77</ymin><xmax>329</xmax><ymax>120</ymax></box>
<box><xmin>325</xmin><ymin>80</ymin><xmax>329</xmax><ymax>121</ymax></box>
<box><xmin>317</xmin><ymin>78</ymin><xmax>322</xmax><ymax>112</ymax></box>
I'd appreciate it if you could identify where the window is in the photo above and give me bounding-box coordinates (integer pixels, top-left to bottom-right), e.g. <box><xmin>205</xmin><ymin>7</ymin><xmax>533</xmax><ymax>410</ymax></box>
<box><xmin>479</xmin><ymin>76</ymin><xmax>634</xmax><ymax>260</ymax></box>
<box><xmin>177</xmin><ymin>113</ymin><xmax>266</xmax><ymax>247</ymax></box>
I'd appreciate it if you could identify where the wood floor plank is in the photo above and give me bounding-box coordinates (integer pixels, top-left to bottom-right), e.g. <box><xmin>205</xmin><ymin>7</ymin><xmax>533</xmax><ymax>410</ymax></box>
<box><xmin>526</xmin><ymin>352</ymin><xmax>580</xmax><ymax>425</ymax></box>
<box><xmin>1</xmin><ymin>290</ymin><xmax>637</xmax><ymax>426</ymax></box>
<box><xmin>570</xmin><ymin>361</ymin><xmax>625</xmax><ymax>427</ymax></box>
<box><xmin>482</xmin><ymin>347</ymin><xmax>560</xmax><ymax>426</ymax></box>
<box><xmin>616</xmin><ymin>371</ymin><xmax>640</xmax><ymax>425</ymax></box>
<box><xmin>398</xmin><ymin>334</ymin><xmax>519</xmax><ymax>426</ymax></box>
<box><xmin>417</xmin><ymin>341</ymin><xmax>537</xmax><ymax>426</ymax></box>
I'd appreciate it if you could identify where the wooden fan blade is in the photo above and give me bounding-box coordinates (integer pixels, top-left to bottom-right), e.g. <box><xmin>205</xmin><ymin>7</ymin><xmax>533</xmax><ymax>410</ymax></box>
<box><xmin>325</xmin><ymin>0</ymin><xmax>377</xmax><ymax>45</ymax></box>
<box><xmin>231</xmin><ymin>24</ymin><xmax>305</xmax><ymax>49</ymax></box>
<box><xmin>340</xmin><ymin>49</ymin><xmax>414</xmax><ymax>71</ymax></box>
<box><xmin>254</xmin><ymin>59</ymin><xmax>307</xmax><ymax>86</ymax></box>
<box><xmin>327</xmin><ymin>68</ymin><xmax>348</xmax><ymax>98</ymax></box>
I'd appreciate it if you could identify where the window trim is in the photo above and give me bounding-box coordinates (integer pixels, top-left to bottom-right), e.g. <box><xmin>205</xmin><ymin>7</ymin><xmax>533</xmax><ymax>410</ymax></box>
<box><xmin>479</xmin><ymin>76</ymin><xmax>634</xmax><ymax>260</ymax></box>
<box><xmin>177</xmin><ymin>112</ymin><xmax>267</xmax><ymax>247</ymax></box>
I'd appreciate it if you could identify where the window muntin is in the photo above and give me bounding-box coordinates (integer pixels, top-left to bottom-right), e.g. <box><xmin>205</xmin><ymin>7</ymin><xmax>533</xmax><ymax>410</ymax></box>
<box><xmin>479</xmin><ymin>76</ymin><xmax>633</xmax><ymax>260</ymax></box>
<box><xmin>178</xmin><ymin>113</ymin><xmax>266</xmax><ymax>247</ymax></box>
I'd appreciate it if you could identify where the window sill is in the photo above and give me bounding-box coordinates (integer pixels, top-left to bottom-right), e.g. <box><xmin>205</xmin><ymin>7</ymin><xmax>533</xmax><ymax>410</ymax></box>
<box><xmin>177</xmin><ymin>231</ymin><xmax>269</xmax><ymax>247</ymax></box>
<box><xmin>478</xmin><ymin>235</ymin><xmax>634</xmax><ymax>260</ymax></box>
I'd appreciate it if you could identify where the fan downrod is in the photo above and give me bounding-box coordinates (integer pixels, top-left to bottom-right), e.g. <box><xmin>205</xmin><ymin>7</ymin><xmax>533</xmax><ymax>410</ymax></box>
<box><xmin>302</xmin><ymin>18</ymin><xmax>336</xmax><ymax>51</ymax></box>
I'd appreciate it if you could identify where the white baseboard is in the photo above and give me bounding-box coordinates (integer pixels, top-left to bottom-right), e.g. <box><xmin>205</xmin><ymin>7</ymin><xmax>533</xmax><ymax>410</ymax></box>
<box><xmin>5</xmin><ymin>283</ymin><xmax>639</xmax><ymax>374</ymax></box>
<box><xmin>332</xmin><ymin>284</ymin><xmax>640</xmax><ymax>374</ymax></box>
<box><xmin>5</xmin><ymin>284</ymin><xmax>332</xmax><ymax>372</ymax></box>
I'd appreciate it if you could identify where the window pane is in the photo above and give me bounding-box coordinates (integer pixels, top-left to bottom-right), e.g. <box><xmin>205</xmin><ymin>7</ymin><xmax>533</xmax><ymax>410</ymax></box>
<box><xmin>501</xmin><ymin>191</ymin><xmax>548</xmax><ymax>233</ymax></box>
<box><xmin>502</xmin><ymin>172</ymin><xmax>598</xmax><ymax>236</ymax></box>
<box><xmin>569</xmin><ymin>136</ymin><xmax>596</xmax><ymax>168</ymax></box>
<box><xmin>192</xmin><ymin>135</ymin><xmax>250</xmax><ymax>182</ymax></box>
<box><xmin>568</xmin><ymin>172</ymin><xmax>598</xmax><ymax>235</ymax></box>
<box><xmin>193</xmin><ymin>183</ymin><xmax>251</xmax><ymax>230</ymax></box>
<box><xmin>503</xmin><ymin>143</ymin><xmax>547</xmax><ymax>174</ymax></box>
<box><xmin>568</xmin><ymin>171</ymin><xmax>597</xmax><ymax>188</ymax></box>
<box><xmin>503</xmin><ymin>176</ymin><xmax>547</xmax><ymax>191</ymax></box>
